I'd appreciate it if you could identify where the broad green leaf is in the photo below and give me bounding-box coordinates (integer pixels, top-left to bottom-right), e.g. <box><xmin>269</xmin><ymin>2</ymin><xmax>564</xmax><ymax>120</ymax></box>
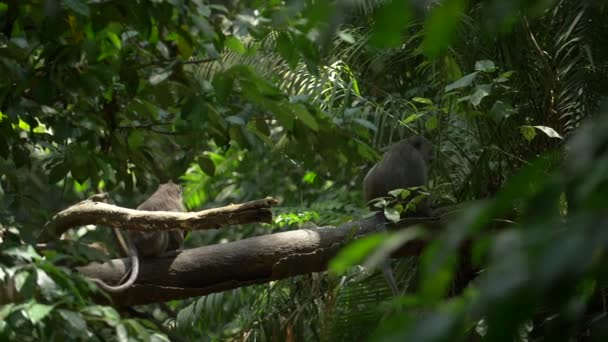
<box><xmin>445</xmin><ymin>72</ymin><xmax>479</xmax><ymax>92</ymax></box>
<box><xmin>225</xmin><ymin>36</ymin><xmax>246</xmax><ymax>54</ymax></box>
<box><xmin>176</xmin><ymin>31</ymin><xmax>193</xmax><ymax>59</ymax></box>
<box><xmin>58</xmin><ymin>309</ymin><xmax>88</xmax><ymax>332</ymax></box>
<box><xmin>384</xmin><ymin>207</ymin><xmax>401</xmax><ymax>223</ymax></box>
<box><xmin>48</xmin><ymin>162</ymin><xmax>69</xmax><ymax>184</ymax></box>
<box><xmin>337</xmin><ymin>31</ymin><xmax>355</xmax><ymax>44</ymax></box>
<box><xmin>198</xmin><ymin>156</ymin><xmax>216</xmax><ymax>176</ymax></box>
<box><xmin>490</xmin><ymin>100</ymin><xmax>515</xmax><ymax>121</ymax></box>
<box><xmin>303</xmin><ymin>171</ymin><xmax>317</xmax><ymax>184</ymax></box>
<box><xmin>425</xmin><ymin>116</ymin><xmax>439</xmax><ymax>131</ymax></box>
<box><xmin>149</xmin><ymin>69</ymin><xmax>172</xmax><ymax>85</ymax></box>
<box><xmin>475</xmin><ymin>60</ymin><xmax>497</xmax><ymax>72</ymax></box>
<box><xmin>276</xmin><ymin>32</ymin><xmax>298</xmax><ymax>68</ymax></box>
<box><xmin>63</xmin><ymin>0</ymin><xmax>90</xmax><ymax>17</ymax></box>
<box><xmin>422</xmin><ymin>0</ymin><xmax>466</xmax><ymax>57</ymax></box>
<box><xmin>290</xmin><ymin>104</ymin><xmax>319</xmax><ymax>131</ymax></box>
<box><xmin>329</xmin><ymin>234</ymin><xmax>386</xmax><ymax>274</ymax></box>
<box><xmin>520</xmin><ymin>125</ymin><xmax>537</xmax><ymax>142</ymax></box>
<box><xmin>469</xmin><ymin>84</ymin><xmax>492</xmax><ymax>107</ymax></box>
<box><xmin>363</xmin><ymin>228</ymin><xmax>426</xmax><ymax>269</ymax></box>
<box><xmin>3</xmin><ymin>246</ymin><xmax>41</xmax><ymax>262</ymax></box>
<box><xmin>371</xmin><ymin>0</ymin><xmax>413</xmax><ymax>47</ymax></box>
<box><xmin>127</xmin><ymin>131</ymin><xmax>145</xmax><ymax>150</ymax></box>
<box><xmin>533</xmin><ymin>125</ymin><xmax>563</xmax><ymax>139</ymax></box>
<box><xmin>225</xmin><ymin>116</ymin><xmax>246</xmax><ymax>125</ymax></box>
<box><xmin>25</xmin><ymin>303</ymin><xmax>54</xmax><ymax>324</ymax></box>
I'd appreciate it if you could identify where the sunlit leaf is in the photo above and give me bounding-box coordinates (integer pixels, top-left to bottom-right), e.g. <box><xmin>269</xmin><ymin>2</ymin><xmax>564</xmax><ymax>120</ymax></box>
<box><xmin>25</xmin><ymin>303</ymin><xmax>54</xmax><ymax>324</ymax></box>
<box><xmin>149</xmin><ymin>69</ymin><xmax>172</xmax><ymax>85</ymax></box>
<box><xmin>533</xmin><ymin>126</ymin><xmax>563</xmax><ymax>139</ymax></box>
<box><xmin>225</xmin><ymin>36</ymin><xmax>246</xmax><ymax>54</ymax></box>
<box><xmin>475</xmin><ymin>60</ymin><xmax>497</xmax><ymax>72</ymax></box>
<box><xmin>413</xmin><ymin>97</ymin><xmax>433</xmax><ymax>105</ymax></box>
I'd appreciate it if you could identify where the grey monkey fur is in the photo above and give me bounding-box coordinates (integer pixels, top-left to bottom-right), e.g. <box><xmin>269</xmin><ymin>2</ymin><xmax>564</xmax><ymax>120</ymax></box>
<box><xmin>93</xmin><ymin>182</ymin><xmax>185</xmax><ymax>293</ymax></box>
<box><xmin>363</xmin><ymin>135</ymin><xmax>432</xmax><ymax>211</ymax></box>
<box><xmin>128</xmin><ymin>181</ymin><xmax>185</xmax><ymax>257</ymax></box>
<box><xmin>362</xmin><ymin>135</ymin><xmax>432</xmax><ymax>295</ymax></box>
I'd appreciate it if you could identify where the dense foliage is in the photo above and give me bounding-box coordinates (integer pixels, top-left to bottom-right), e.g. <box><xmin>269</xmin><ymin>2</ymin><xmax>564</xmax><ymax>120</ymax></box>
<box><xmin>1</xmin><ymin>0</ymin><xmax>608</xmax><ymax>340</ymax></box>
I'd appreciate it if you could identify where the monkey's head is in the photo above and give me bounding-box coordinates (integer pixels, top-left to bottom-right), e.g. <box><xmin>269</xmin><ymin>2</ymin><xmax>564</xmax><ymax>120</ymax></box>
<box><xmin>407</xmin><ymin>135</ymin><xmax>433</xmax><ymax>164</ymax></box>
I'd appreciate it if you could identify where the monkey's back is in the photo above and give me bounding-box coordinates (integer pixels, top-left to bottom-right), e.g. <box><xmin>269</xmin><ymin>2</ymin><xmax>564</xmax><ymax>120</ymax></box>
<box><xmin>363</xmin><ymin>140</ymin><xmax>428</xmax><ymax>204</ymax></box>
<box><xmin>136</xmin><ymin>183</ymin><xmax>185</xmax><ymax>212</ymax></box>
<box><xmin>129</xmin><ymin>183</ymin><xmax>186</xmax><ymax>257</ymax></box>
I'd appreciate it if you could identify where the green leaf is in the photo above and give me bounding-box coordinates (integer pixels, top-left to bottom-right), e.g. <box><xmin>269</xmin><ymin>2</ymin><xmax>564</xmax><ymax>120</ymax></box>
<box><xmin>26</xmin><ymin>303</ymin><xmax>54</xmax><ymax>324</ymax></box>
<box><xmin>425</xmin><ymin>116</ymin><xmax>439</xmax><ymax>131</ymax></box>
<box><xmin>276</xmin><ymin>32</ymin><xmax>298</xmax><ymax>68</ymax></box>
<box><xmin>401</xmin><ymin>114</ymin><xmax>424</xmax><ymax>125</ymax></box>
<box><xmin>490</xmin><ymin>100</ymin><xmax>515</xmax><ymax>121</ymax></box>
<box><xmin>388</xmin><ymin>188</ymin><xmax>410</xmax><ymax>198</ymax></box>
<box><xmin>63</xmin><ymin>0</ymin><xmax>90</xmax><ymax>17</ymax></box>
<box><xmin>413</xmin><ymin>97</ymin><xmax>434</xmax><ymax>105</ymax></box>
<box><xmin>445</xmin><ymin>72</ymin><xmax>479</xmax><ymax>92</ymax></box>
<box><xmin>149</xmin><ymin>69</ymin><xmax>172</xmax><ymax>85</ymax></box>
<box><xmin>213</xmin><ymin>72</ymin><xmax>235</xmax><ymax>102</ymax></box>
<box><xmin>469</xmin><ymin>84</ymin><xmax>492</xmax><ymax>107</ymax></box>
<box><xmin>422</xmin><ymin>0</ymin><xmax>466</xmax><ymax>58</ymax></box>
<box><xmin>329</xmin><ymin>234</ymin><xmax>387</xmax><ymax>274</ymax></box>
<box><xmin>337</xmin><ymin>31</ymin><xmax>355</xmax><ymax>44</ymax></box>
<box><xmin>225</xmin><ymin>116</ymin><xmax>246</xmax><ymax>125</ymax></box>
<box><xmin>363</xmin><ymin>228</ymin><xmax>426</xmax><ymax>269</ymax></box>
<box><xmin>48</xmin><ymin>162</ymin><xmax>68</xmax><ymax>184</ymax></box>
<box><xmin>58</xmin><ymin>309</ymin><xmax>88</xmax><ymax>332</ymax></box>
<box><xmin>475</xmin><ymin>60</ymin><xmax>497</xmax><ymax>72</ymax></box>
<box><xmin>3</xmin><ymin>246</ymin><xmax>41</xmax><ymax>262</ymax></box>
<box><xmin>290</xmin><ymin>103</ymin><xmax>319</xmax><ymax>131</ymax></box>
<box><xmin>198</xmin><ymin>156</ymin><xmax>216</xmax><ymax>177</ymax></box>
<box><xmin>225</xmin><ymin>36</ymin><xmax>245</xmax><ymax>54</ymax></box>
<box><xmin>353</xmin><ymin>118</ymin><xmax>378</xmax><ymax>131</ymax></box>
<box><xmin>127</xmin><ymin>131</ymin><xmax>145</xmax><ymax>150</ymax></box>
<box><xmin>303</xmin><ymin>171</ymin><xmax>317</xmax><ymax>184</ymax></box>
<box><xmin>384</xmin><ymin>207</ymin><xmax>401</xmax><ymax>223</ymax></box>
<box><xmin>520</xmin><ymin>125</ymin><xmax>537</xmax><ymax>142</ymax></box>
<box><xmin>176</xmin><ymin>31</ymin><xmax>193</xmax><ymax>59</ymax></box>
<box><xmin>533</xmin><ymin>126</ymin><xmax>563</xmax><ymax>139</ymax></box>
<box><xmin>106</xmin><ymin>31</ymin><xmax>121</xmax><ymax>50</ymax></box>
<box><xmin>371</xmin><ymin>0</ymin><xmax>413</xmax><ymax>47</ymax></box>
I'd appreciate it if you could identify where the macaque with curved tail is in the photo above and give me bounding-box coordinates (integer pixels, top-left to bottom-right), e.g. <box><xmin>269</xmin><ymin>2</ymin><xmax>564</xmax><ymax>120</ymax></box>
<box><xmin>362</xmin><ymin>135</ymin><xmax>433</xmax><ymax>295</ymax></box>
<box><xmin>91</xmin><ymin>182</ymin><xmax>185</xmax><ymax>293</ymax></box>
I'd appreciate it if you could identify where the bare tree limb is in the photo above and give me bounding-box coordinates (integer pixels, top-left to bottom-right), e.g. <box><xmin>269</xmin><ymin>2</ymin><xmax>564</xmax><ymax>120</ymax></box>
<box><xmin>39</xmin><ymin>197</ymin><xmax>278</xmax><ymax>242</ymax></box>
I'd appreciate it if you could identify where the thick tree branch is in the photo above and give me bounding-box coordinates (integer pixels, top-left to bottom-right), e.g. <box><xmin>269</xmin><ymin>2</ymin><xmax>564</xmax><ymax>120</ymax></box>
<box><xmin>40</xmin><ymin>197</ymin><xmax>278</xmax><ymax>242</ymax></box>
<box><xmin>77</xmin><ymin>214</ymin><xmax>445</xmax><ymax>306</ymax></box>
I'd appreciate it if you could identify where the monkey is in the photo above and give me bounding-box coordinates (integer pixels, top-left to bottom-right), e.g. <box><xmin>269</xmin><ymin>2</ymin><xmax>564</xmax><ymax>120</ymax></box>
<box><xmin>127</xmin><ymin>181</ymin><xmax>185</xmax><ymax>257</ymax></box>
<box><xmin>362</xmin><ymin>135</ymin><xmax>433</xmax><ymax>295</ymax></box>
<box><xmin>363</xmin><ymin>135</ymin><xmax>432</xmax><ymax>213</ymax></box>
<box><xmin>91</xmin><ymin>181</ymin><xmax>185</xmax><ymax>293</ymax></box>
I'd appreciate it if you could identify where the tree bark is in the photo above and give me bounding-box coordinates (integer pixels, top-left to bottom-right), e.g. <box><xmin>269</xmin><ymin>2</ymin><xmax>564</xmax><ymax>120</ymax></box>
<box><xmin>77</xmin><ymin>215</ymin><xmax>442</xmax><ymax>306</ymax></box>
<box><xmin>39</xmin><ymin>197</ymin><xmax>278</xmax><ymax>242</ymax></box>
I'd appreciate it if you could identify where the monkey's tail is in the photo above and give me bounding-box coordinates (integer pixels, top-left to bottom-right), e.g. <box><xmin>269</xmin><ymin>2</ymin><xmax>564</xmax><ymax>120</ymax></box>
<box><xmin>374</xmin><ymin>216</ymin><xmax>401</xmax><ymax>296</ymax></box>
<box><xmin>90</xmin><ymin>229</ymin><xmax>140</xmax><ymax>293</ymax></box>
